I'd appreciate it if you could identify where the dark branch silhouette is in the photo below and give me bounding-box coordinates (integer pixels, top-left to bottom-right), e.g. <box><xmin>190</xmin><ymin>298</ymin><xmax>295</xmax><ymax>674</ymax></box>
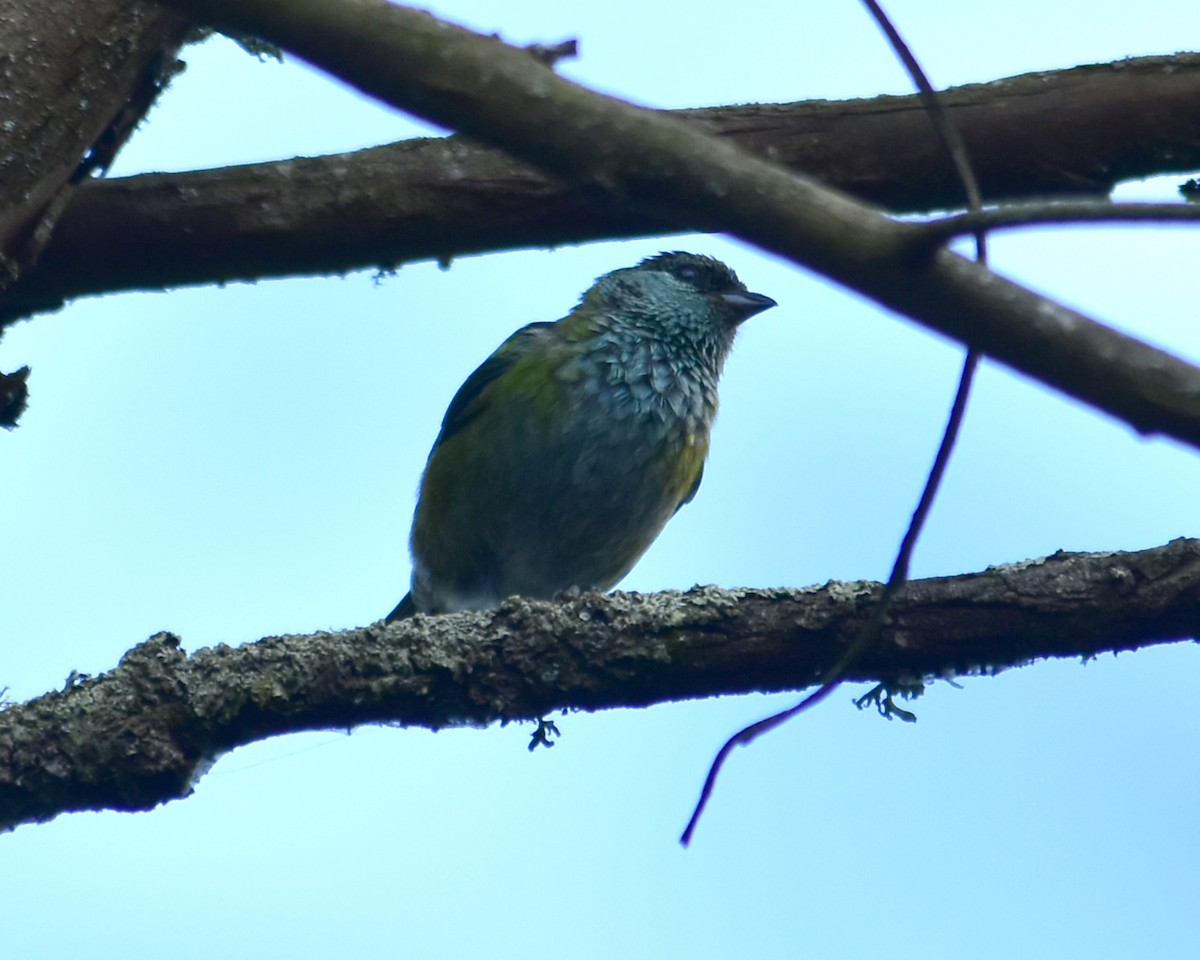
<box><xmin>682</xmin><ymin>0</ymin><xmax>991</xmax><ymax>844</ymax></box>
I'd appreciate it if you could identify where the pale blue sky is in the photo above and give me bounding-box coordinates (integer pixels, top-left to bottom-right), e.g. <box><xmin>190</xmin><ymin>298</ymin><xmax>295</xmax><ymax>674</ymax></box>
<box><xmin>4</xmin><ymin>2</ymin><xmax>1199</xmax><ymax>957</ymax></box>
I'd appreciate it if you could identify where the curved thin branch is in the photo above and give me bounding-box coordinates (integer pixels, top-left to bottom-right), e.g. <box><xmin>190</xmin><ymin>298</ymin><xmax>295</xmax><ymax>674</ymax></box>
<box><xmin>681</xmin><ymin>0</ymin><xmax>993</xmax><ymax>848</ymax></box>
<box><xmin>1</xmin><ymin>539</ymin><xmax>1197</xmax><ymax>831</ymax></box>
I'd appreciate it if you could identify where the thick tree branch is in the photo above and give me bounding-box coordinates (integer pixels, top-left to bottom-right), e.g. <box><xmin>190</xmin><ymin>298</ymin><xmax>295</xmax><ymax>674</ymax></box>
<box><xmin>0</xmin><ymin>1</ymin><xmax>190</xmax><ymax>276</ymax></box>
<box><xmin>5</xmin><ymin>52</ymin><xmax>1200</xmax><ymax>323</ymax></box>
<box><xmin>0</xmin><ymin>0</ymin><xmax>190</xmax><ymax>421</ymax></box>
<box><xmin>139</xmin><ymin>0</ymin><xmax>1200</xmax><ymax>454</ymax></box>
<box><xmin>1</xmin><ymin>539</ymin><xmax>1196</xmax><ymax>831</ymax></box>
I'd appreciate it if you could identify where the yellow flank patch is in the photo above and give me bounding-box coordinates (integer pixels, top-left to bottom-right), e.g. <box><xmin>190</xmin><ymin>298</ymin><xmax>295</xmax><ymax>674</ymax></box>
<box><xmin>670</xmin><ymin>435</ymin><xmax>708</xmax><ymax>503</ymax></box>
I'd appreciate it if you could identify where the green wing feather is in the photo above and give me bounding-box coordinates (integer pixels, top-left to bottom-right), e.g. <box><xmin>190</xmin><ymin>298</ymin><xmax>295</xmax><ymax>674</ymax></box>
<box><xmin>428</xmin><ymin>322</ymin><xmax>553</xmax><ymax>453</ymax></box>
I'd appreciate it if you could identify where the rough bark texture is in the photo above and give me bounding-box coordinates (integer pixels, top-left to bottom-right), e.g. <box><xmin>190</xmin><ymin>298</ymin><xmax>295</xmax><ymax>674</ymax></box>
<box><xmin>0</xmin><ymin>0</ymin><xmax>191</xmax><ymax>417</ymax></box>
<box><xmin>683</xmin><ymin>55</ymin><xmax>1200</xmax><ymax>211</ymax></box>
<box><xmin>2</xmin><ymin>540</ymin><xmax>1197</xmax><ymax>831</ymax></box>
<box><xmin>0</xmin><ymin>0</ymin><xmax>190</xmax><ymax>275</ymax></box>
<box><xmin>4</xmin><ymin>53</ymin><xmax>1200</xmax><ymax>322</ymax></box>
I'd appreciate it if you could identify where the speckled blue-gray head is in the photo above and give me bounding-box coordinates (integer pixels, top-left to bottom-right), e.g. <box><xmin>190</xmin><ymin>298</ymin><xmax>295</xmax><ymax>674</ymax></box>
<box><xmin>387</xmin><ymin>252</ymin><xmax>776</xmax><ymax>619</ymax></box>
<box><xmin>572</xmin><ymin>251</ymin><xmax>777</xmax><ymax>380</ymax></box>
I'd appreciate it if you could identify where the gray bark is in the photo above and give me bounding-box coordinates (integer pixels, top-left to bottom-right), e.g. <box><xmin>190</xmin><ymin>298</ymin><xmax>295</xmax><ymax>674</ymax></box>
<box><xmin>2</xmin><ymin>540</ymin><xmax>1196</xmax><ymax>831</ymax></box>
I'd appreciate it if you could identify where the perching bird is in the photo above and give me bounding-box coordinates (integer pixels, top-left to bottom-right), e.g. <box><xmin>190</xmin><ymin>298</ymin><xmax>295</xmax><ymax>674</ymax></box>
<box><xmin>386</xmin><ymin>251</ymin><xmax>776</xmax><ymax>620</ymax></box>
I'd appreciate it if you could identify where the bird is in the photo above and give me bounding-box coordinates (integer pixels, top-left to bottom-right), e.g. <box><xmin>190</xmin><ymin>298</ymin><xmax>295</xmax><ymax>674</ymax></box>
<box><xmin>386</xmin><ymin>251</ymin><xmax>776</xmax><ymax>620</ymax></box>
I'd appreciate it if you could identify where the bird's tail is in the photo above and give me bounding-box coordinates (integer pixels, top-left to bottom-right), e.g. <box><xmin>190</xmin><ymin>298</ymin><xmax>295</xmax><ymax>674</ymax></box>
<box><xmin>385</xmin><ymin>592</ymin><xmax>417</xmax><ymax>622</ymax></box>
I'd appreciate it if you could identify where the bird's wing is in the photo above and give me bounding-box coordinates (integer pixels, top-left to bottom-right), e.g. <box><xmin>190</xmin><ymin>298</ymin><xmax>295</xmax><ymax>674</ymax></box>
<box><xmin>429</xmin><ymin>321</ymin><xmax>554</xmax><ymax>453</ymax></box>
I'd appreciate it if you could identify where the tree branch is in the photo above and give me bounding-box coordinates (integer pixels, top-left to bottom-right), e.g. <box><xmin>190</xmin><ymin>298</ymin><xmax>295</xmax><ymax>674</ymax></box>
<box><xmin>0</xmin><ymin>1</ymin><xmax>190</xmax><ymax>277</ymax></box>
<box><xmin>918</xmin><ymin>200</ymin><xmax>1200</xmax><ymax>243</ymax></box>
<box><xmin>5</xmin><ymin>51</ymin><xmax>1200</xmax><ymax>323</ymax></box>
<box><xmin>2</xmin><ymin>539</ymin><xmax>1196</xmax><ymax>831</ymax></box>
<box><xmin>134</xmin><ymin>0</ymin><xmax>1200</xmax><ymax>456</ymax></box>
<box><xmin>0</xmin><ymin>0</ymin><xmax>191</xmax><ymax>422</ymax></box>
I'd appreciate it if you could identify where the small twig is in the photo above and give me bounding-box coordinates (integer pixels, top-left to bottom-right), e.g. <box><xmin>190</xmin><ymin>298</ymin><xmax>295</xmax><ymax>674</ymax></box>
<box><xmin>523</xmin><ymin>38</ymin><xmax>578</xmax><ymax>68</ymax></box>
<box><xmin>0</xmin><ymin>365</ymin><xmax>29</xmax><ymax>428</ymax></box>
<box><xmin>682</xmin><ymin>0</ymin><xmax>985</xmax><ymax>846</ymax></box>
<box><xmin>528</xmin><ymin>717</ymin><xmax>560</xmax><ymax>751</ymax></box>
<box><xmin>860</xmin><ymin>3</ymin><xmax>984</xmax><ymax>214</ymax></box>
<box><xmin>917</xmin><ymin>200</ymin><xmax>1200</xmax><ymax>246</ymax></box>
<box><xmin>680</xmin><ymin>352</ymin><xmax>979</xmax><ymax>845</ymax></box>
<box><xmin>855</xmin><ymin>682</ymin><xmax>922</xmax><ymax>722</ymax></box>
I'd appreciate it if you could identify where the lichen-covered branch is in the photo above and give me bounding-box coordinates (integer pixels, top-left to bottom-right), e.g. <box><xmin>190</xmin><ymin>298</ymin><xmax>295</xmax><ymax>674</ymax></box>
<box><xmin>5</xmin><ymin>52</ymin><xmax>1200</xmax><ymax>322</ymax></box>
<box><xmin>2</xmin><ymin>539</ymin><xmax>1197</xmax><ymax>831</ymax></box>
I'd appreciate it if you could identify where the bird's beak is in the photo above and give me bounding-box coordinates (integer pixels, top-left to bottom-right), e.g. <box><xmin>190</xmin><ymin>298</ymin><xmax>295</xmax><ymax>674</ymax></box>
<box><xmin>721</xmin><ymin>290</ymin><xmax>777</xmax><ymax>321</ymax></box>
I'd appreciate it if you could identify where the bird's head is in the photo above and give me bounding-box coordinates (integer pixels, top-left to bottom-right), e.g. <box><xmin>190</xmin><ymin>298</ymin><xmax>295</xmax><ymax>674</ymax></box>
<box><xmin>579</xmin><ymin>251</ymin><xmax>776</xmax><ymax>363</ymax></box>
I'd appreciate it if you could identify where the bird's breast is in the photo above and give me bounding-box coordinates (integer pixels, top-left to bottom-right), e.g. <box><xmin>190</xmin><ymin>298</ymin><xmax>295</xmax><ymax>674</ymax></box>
<box><xmin>555</xmin><ymin>339</ymin><xmax>719</xmax><ymax>433</ymax></box>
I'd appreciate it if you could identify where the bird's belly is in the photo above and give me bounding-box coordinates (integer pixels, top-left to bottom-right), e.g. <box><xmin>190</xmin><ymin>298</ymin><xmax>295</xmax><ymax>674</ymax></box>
<box><xmin>414</xmin><ymin>413</ymin><xmax>704</xmax><ymax>610</ymax></box>
<box><xmin>496</xmin><ymin>426</ymin><xmax>691</xmax><ymax>589</ymax></box>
